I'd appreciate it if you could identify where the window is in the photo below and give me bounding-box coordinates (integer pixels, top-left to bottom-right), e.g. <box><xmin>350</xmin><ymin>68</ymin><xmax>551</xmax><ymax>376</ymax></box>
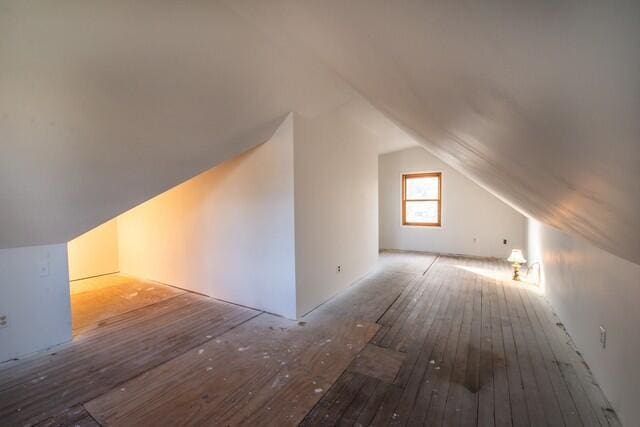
<box><xmin>402</xmin><ymin>172</ymin><xmax>442</xmax><ymax>226</ymax></box>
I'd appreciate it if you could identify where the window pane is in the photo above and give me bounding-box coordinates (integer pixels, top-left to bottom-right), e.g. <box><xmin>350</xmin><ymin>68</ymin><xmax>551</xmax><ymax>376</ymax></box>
<box><xmin>406</xmin><ymin>176</ymin><xmax>439</xmax><ymax>199</ymax></box>
<box><xmin>405</xmin><ymin>201</ymin><xmax>439</xmax><ymax>224</ymax></box>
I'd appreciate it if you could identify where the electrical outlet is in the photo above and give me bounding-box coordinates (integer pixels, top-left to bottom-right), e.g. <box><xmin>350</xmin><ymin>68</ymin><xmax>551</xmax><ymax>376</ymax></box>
<box><xmin>337</xmin><ymin>265</ymin><xmax>341</xmax><ymax>273</ymax></box>
<box><xmin>599</xmin><ymin>325</ymin><xmax>606</xmax><ymax>349</ymax></box>
<box><xmin>503</xmin><ymin>239</ymin><xmax>508</xmax><ymax>245</ymax></box>
<box><xmin>0</xmin><ymin>315</ymin><xmax>7</xmax><ymax>329</ymax></box>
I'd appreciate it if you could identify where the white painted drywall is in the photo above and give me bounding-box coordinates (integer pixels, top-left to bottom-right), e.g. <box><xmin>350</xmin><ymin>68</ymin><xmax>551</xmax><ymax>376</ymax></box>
<box><xmin>1</xmin><ymin>2</ymin><xmax>416</xmax><ymax>252</ymax></box>
<box><xmin>229</xmin><ymin>1</ymin><xmax>640</xmax><ymax>265</ymax></box>
<box><xmin>117</xmin><ymin>116</ymin><xmax>297</xmax><ymax>319</ymax></box>
<box><xmin>527</xmin><ymin>219</ymin><xmax>640</xmax><ymax>425</ymax></box>
<box><xmin>67</xmin><ymin>218</ymin><xmax>119</xmax><ymax>281</ymax></box>
<box><xmin>379</xmin><ymin>147</ymin><xmax>526</xmax><ymax>258</ymax></box>
<box><xmin>0</xmin><ymin>244</ymin><xmax>72</xmax><ymax>362</ymax></box>
<box><xmin>294</xmin><ymin>110</ymin><xmax>379</xmax><ymax>317</ymax></box>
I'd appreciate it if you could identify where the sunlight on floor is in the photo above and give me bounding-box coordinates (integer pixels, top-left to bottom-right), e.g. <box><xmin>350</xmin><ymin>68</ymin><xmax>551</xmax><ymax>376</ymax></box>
<box><xmin>453</xmin><ymin>264</ymin><xmax>545</xmax><ymax>295</ymax></box>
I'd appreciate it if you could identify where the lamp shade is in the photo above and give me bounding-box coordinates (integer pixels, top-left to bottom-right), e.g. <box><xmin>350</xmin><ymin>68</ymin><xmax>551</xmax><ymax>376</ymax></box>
<box><xmin>507</xmin><ymin>249</ymin><xmax>526</xmax><ymax>264</ymax></box>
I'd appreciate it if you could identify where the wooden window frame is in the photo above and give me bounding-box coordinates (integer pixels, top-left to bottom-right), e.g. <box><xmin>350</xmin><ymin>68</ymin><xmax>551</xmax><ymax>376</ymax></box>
<box><xmin>402</xmin><ymin>172</ymin><xmax>442</xmax><ymax>227</ymax></box>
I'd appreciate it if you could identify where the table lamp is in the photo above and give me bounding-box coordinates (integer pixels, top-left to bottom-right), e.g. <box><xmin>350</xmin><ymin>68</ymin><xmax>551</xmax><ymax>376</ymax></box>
<box><xmin>507</xmin><ymin>249</ymin><xmax>526</xmax><ymax>281</ymax></box>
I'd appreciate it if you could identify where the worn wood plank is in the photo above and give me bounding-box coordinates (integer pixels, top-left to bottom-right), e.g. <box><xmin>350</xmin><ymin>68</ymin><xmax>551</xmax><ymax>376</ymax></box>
<box><xmin>34</xmin><ymin>404</ymin><xmax>99</xmax><ymax>427</ymax></box>
<box><xmin>442</xmin><ymin>258</ymin><xmax>480</xmax><ymax>425</ymax></box>
<box><xmin>391</xmin><ymin>263</ymin><xmax>458</xmax><ymax>425</ymax></box>
<box><xmin>421</xmin><ymin>259</ymin><xmax>471</xmax><ymax>426</ymax></box>
<box><xmin>477</xmin><ymin>262</ymin><xmax>496</xmax><ymax>427</ymax></box>
<box><xmin>350</xmin><ymin>344</ymin><xmax>405</xmax><ymax>384</ymax></box>
<box><xmin>377</xmin><ymin>250</ymin><xmax>438</xmax><ymax>275</ymax></box>
<box><xmin>319</xmin><ymin>270</ymin><xmax>415</xmax><ymax>323</ymax></box>
<box><xmin>301</xmin><ymin>371</ymin><xmax>355</xmax><ymax>426</ymax></box>
<box><xmin>338</xmin><ymin>374</ymin><xmax>379</xmax><ymax>426</ymax></box>
<box><xmin>0</xmin><ymin>291</ymin><xmax>258</xmax><ymax>426</ymax></box>
<box><xmin>514</xmin><ymin>286</ymin><xmax>582</xmax><ymax>426</ymax></box>
<box><xmin>494</xmin><ymin>273</ymin><xmax>531</xmax><ymax>427</ymax></box>
<box><xmin>502</xmin><ymin>279</ymin><xmax>549</xmax><ymax>425</ymax></box>
<box><xmin>84</xmin><ymin>313</ymin><xmax>378</xmax><ymax>426</ymax></box>
<box><xmin>486</xmin><ymin>261</ymin><xmax>512</xmax><ymax>427</ymax></box>
<box><xmin>71</xmin><ymin>277</ymin><xmax>184</xmax><ymax>332</ymax></box>
<box><xmin>523</xmin><ymin>286</ymin><xmax>621</xmax><ymax>426</ymax></box>
<box><xmin>508</xmin><ymin>281</ymin><xmax>565</xmax><ymax>426</ymax></box>
<box><xmin>409</xmin><ymin>256</ymin><xmax>469</xmax><ymax>426</ymax></box>
<box><xmin>2</xmin><ymin>254</ymin><xmax>622</xmax><ymax>426</ymax></box>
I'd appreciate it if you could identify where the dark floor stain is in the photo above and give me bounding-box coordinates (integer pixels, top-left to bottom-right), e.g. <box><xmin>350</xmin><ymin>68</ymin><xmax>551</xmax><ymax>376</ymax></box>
<box><xmin>446</xmin><ymin>345</ymin><xmax>498</xmax><ymax>394</ymax></box>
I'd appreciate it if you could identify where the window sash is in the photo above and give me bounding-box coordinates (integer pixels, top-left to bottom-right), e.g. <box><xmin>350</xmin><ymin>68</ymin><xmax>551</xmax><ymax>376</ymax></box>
<box><xmin>402</xmin><ymin>172</ymin><xmax>442</xmax><ymax>226</ymax></box>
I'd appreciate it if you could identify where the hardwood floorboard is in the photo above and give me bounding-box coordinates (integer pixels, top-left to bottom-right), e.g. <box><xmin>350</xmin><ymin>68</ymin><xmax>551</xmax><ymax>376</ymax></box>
<box><xmin>393</xmin><ymin>262</ymin><xmax>457</xmax><ymax>425</ymax></box>
<box><xmin>338</xmin><ymin>373</ymin><xmax>380</xmax><ymax>426</ymax></box>
<box><xmin>0</xmin><ymin>279</ymin><xmax>258</xmax><ymax>426</ymax></box>
<box><xmin>486</xmin><ymin>261</ymin><xmax>513</xmax><ymax>427</ymax></box>
<box><xmin>421</xmin><ymin>259</ymin><xmax>470</xmax><ymax>426</ymax></box>
<box><xmin>442</xmin><ymin>258</ymin><xmax>479</xmax><ymax>425</ymax></box>
<box><xmin>85</xmin><ymin>313</ymin><xmax>378</xmax><ymax>426</ymax></box>
<box><xmin>309</xmin><ymin>253</ymin><xmax>620</xmax><ymax>426</ymax></box>
<box><xmin>409</xmin><ymin>256</ymin><xmax>468</xmax><ymax>426</ymax></box>
<box><xmin>71</xmin><ymin>276</ymin><xmax>184</xmax><ymax>332</ymax></box>
<box><xmin>477</xmin><ymin>263</ymin><xmax>496</xmax><ymax>427</ymax></box>
<box><xmin>349</xmin><ymin>344</ymin><xmax>405</xmax><ymax>384</ymax></box>
<box><xmin>516</xmin><ymin>286</ymin><xmax>582</xmax><ymax>425</ymax></box>
<box><xmin>1</xmin><ymin>253</ymin><xmax>621</xmax><ymax>426</ymax></box>
<box><xmin>502</xmin><ymin>278</ymin><xmax>549</xmax><ymax>426</ymax></box>
<box><xmin>508</xmin><ymin>284</ymin><xmax>564</xmax><ymax>425</ymax></box>
<box><xmin>494</xmin><ymin>273</ymin><xmax>531</xmax><ymax>427</ymax></box>
<box><xmin>355</xmin><ymin>379</ymin><xmax>392</xmax><ymax>426</ymax></box>
<box><xmin>34</xmin><ymin>404</ymin><xmax>100</xmax><ymax>427</ymax></box>
<box><xmin>300</xmin><ymin>371</ymin><xmax>355</xmax><ymax>426</ymax></box>
<box><xmin>522</xmin><ymin>287</ymin><xmax>621</xmax><ymax>426</ymax></box>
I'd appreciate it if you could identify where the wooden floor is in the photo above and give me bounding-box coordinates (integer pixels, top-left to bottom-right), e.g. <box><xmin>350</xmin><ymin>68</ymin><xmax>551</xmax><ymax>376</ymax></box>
<box><xmin>0</xmin><ymin>252</ymin><xmax>620</xmax><ymax>426</ymax></box>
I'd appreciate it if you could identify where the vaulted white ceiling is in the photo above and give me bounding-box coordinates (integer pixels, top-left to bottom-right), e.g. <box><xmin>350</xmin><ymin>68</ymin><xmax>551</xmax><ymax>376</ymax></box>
<box><xmin>1</xmin><ymin>1</ymin><xmax>638</xmax><ymax>264</ymax></box>
<box><xmin>226</xmin><ymin>0</ymin><xmax>640</xmax><ymax>265</ymax></box>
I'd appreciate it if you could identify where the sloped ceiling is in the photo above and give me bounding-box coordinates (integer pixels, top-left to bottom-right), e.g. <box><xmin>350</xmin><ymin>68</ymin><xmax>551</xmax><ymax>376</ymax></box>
<box><xmin>0</xmin><ymin>2</ymin><xmax>401</xmax><ymax>248</ymax></box>
<box><xmin>1</xmin><ymin>2</ymin><xmax>638</xmax><ymax>265</ymax></box>
<box><xmin>226</xmin><ymin>0</ymin><xmax>640</xmax><ymax>265</ymax></box>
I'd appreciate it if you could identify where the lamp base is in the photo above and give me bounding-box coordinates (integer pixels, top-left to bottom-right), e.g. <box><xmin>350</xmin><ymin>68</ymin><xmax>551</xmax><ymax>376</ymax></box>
<box><xmin>512</xmin><ymin>262</ymin><xmax>521</xmax><ymax>281</ymax></box>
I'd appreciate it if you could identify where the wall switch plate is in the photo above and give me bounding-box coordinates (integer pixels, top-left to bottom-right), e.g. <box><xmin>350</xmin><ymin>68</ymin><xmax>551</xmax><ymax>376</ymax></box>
<box><xmin>38</xmin><ymin>249</ymin><xmax>50</xmax><ymax>277</ymax></box>
<box><xmin>599</xmin><ymin>325</ymin><xmax>606</xmax><ymax>349</ymax></box>
<box><xmin>473</xmin><ymin>237</ymin><xmax>478</xmax><ymax>243</ymax></box>
<box><xmin>0</xmin><ymin>315</ymin><xmax>7</xmax><ymax>329</ymax></box>
<box><xmin>503</xmin><ymin>239</ymin><xmax>508</xmax><ymax>245</ymax></box>
<box><xmin>38</xmin><ymin>259</ymin><xmax>49</xmax><ymax>277</ymax></box>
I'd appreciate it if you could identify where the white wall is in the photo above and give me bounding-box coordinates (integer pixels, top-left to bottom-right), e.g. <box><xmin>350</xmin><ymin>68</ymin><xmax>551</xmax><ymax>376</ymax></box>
<box><xmin>527</xmin><ymin>220</ymin><xmax>640</xmax><ymax>426</ymax></box>
<box><xmin>118</xmin><ymin>116</ymin><xmax>297</xmax><ymax>319</ymax></box>
<box><xmin>379</xmin><ymin>147</ymin><xmax>526</xmax><ymax>258</ymax></box>
<box><xmin>229</xmin><ymin>1</ymin><xmax>640</xmax><ymax>267</ymax></box>
<box><xmin>0</xmin><ymin>244</ymin><xmax>72</xmax><ymax>362</ymax></box>
<box><xmin>294</xmin><ymin>110</ymin><xmax>379</xmax><ymax>316</ymax></box>
<box><xmin>67</xmin><ymin>219</ymin><xmax>119</xmax><ymax>281</ymax></box>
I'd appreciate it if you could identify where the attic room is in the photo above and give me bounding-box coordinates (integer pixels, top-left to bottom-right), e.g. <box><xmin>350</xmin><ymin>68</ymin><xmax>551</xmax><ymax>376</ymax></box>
<box><xmin>0</xmin><ymin>2</ymin><xmax>638</xmax><ymax>426</ymax></box>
